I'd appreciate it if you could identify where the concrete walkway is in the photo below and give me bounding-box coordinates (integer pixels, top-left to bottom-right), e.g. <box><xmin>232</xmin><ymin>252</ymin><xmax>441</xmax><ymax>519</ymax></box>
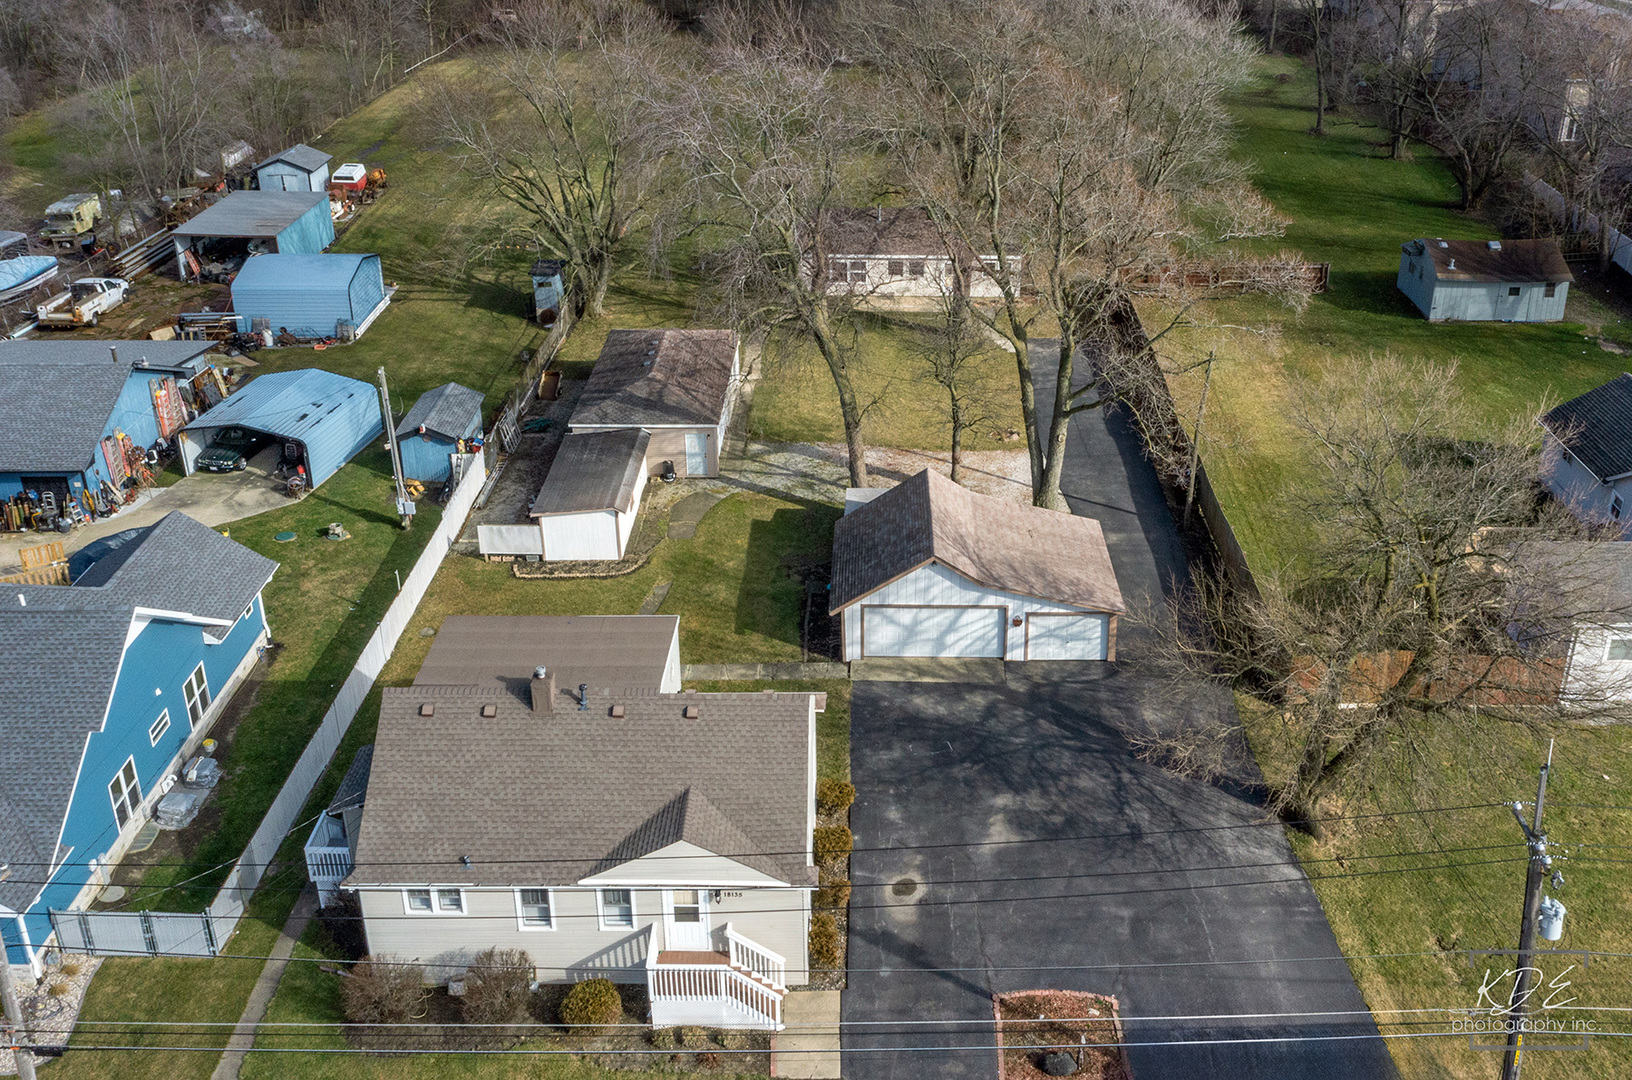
<box><xmin>771</xmin><ymin>989</ymin><xmax>841</xmax><ymax>1079</ymax></box>
<box><xmin>210</xmin><ymin>886</ymin><xmax>318</xmax><ymax>1080</ymax></box>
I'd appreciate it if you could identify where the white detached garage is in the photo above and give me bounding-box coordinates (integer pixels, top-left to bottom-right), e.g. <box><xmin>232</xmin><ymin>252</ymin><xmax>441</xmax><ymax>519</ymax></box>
<box><xmin>529</xmin><ymin>428</ymin><xmax>650</xmax><ymax>561</ymax></box>
<box><xmin>830</xmin><ymin>469</ymin><xmax>1125</xmax><ymax>661</ymax></box>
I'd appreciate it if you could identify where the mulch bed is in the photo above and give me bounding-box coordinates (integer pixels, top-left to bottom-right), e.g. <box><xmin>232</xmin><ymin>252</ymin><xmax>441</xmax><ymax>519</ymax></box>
<box><xmin>993</xmin><ymin>991</ymin><xmax>1131</xmax><ymax>1080</ymax></box>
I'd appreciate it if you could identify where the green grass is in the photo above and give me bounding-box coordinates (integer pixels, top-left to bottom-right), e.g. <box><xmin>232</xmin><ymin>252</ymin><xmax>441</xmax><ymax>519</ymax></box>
<box><xmin>1163</xmin><ymin>56</ymin><xmax>1632</xmax><ymax>569</ymax></box>
<box><xmin>1241</xmin><ymin>696</ymin><xmax>1632</xmax><ymax>1080</ymax></box>
<box><xmin>748</xmin><ymin>309</ymin><xmax>1025</xmax><ymax>451</ymax></box>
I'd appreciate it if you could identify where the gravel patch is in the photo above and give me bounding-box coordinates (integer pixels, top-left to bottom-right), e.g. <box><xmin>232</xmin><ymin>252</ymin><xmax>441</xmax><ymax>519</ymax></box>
<box><xmin>1</xmin><ymin>955</ymin><xmax>102</xmax><ymax>1076</ymax></box>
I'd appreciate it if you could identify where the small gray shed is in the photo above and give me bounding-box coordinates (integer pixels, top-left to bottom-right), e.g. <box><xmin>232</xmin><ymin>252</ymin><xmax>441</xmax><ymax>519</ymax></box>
<box><xmin>1397</xmin><ymin>238</ymin><xmax>1573</xmax><ymax>322</ymax></box>
<box><xmin>255</xmin><ymin>144</ymin><xmax>333</xmax><ymax>192</ymax></box>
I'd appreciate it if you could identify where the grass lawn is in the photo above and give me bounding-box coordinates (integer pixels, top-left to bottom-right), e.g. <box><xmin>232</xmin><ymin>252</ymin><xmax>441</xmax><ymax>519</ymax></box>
<box><xmin>1242</xmin><ymin>697</ymin><xmax>1632</xmax><ymax>1080</ymax></box>
<box><xmin>748</xmin><ymin>309</ymin><xmax>1026</xmax><ymax>450</ymax></box>
<box><xmin>1156</xmin><ymin>55</ymin><xmax>1632</xmax><ymax>570</ymax></box>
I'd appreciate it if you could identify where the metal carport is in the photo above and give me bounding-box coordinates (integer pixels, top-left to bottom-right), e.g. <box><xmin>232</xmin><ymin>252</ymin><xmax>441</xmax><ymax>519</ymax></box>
<box><xmin>177</xmin><ymin>368</ymin><xmax>382</xmax><ymax>489</ymax></box>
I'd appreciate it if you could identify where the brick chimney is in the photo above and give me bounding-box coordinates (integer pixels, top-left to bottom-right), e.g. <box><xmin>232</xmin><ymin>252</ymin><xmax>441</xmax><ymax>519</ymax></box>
<box><xmin>530</xmin><ymin>665</ymin><xmax>555</xmax><ymax>714</ymax></box>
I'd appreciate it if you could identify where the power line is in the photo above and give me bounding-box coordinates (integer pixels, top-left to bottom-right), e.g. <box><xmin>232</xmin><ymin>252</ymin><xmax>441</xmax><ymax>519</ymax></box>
<box><xmin>2</xmin><ymin>801</ymin><xmax>1513</xmax><ymax>871</ymax></box>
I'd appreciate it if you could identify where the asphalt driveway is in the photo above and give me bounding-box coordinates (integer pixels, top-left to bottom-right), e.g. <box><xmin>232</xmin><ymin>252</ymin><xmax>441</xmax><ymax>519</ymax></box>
<box><xmin>841</xmin><ymin>347</ymin><xmax>1399</xmax><ymax>1079</ymax></box>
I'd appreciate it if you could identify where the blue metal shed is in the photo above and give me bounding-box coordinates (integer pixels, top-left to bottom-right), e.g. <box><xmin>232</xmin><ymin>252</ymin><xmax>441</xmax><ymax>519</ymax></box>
<box><xmin>231</xmin><ymin>254</ymin><xmax>388</xmax><ymax>340</ymax></box>
<box><xmin>254</xmin><ymin>144</ymin><xmax>333</xmax><ymax>193</ymax></box>
<box><xmin>394</xmin><ymin>382</ymin><xmax>485</xmax><ymax>481</ymax></box>
<box><xmin>172</xmin><ymin>192</ymin><xmax>335</xmax><ymax>279</ymax></box>
<box><xmin>180</xmin><ymin>368</ymin><xmax>382</xmax><ymax>489</ymax></box>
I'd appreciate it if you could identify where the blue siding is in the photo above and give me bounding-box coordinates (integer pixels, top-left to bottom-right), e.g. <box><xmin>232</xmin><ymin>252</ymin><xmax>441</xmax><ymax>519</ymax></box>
<box><xmin>231</xmin><ymin>255</ymin><xmax>385</xmax><ymax>338</ymax></box>
<box><xmin>0</xmin><ymin>370</ymin><xmax>170</xmax><ymax>501</ymax></box>
<box><xmin>273</xmin><ymin>199</ymin><xmax>335</xmax><ymax>256</ymax></box>
<box><xmin>400</xmin><ymin>431</ymin><xmax>471</xmax><ymax>482</ymax></box>
<box><xmin>257</xmin><ymin>161</ymin><xmax>330</xmax><ymax>192</ymax></box>
<box><xmin>184</xmin><ymin>370</ymin><xmax>382</xmax><ymax>489</ymax></box>
<box><xmin>2</xmin><ymin>596</ymin><xmax>267</xmax><ymax>964</ymax></box>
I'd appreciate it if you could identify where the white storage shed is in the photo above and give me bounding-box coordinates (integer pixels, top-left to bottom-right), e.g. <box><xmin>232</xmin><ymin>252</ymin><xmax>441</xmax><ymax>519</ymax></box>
<box><xmin>530</xmin><ymin>428</ymin><xmax>650</xmax><ymax>561</ymax></box>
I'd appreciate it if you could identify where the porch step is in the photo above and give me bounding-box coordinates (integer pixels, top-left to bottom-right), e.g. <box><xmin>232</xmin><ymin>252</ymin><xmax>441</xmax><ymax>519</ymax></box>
<box><xmin>655</xmin><ymin>949</ymin><xmax>786</xmax><ymax>995</ymax></box>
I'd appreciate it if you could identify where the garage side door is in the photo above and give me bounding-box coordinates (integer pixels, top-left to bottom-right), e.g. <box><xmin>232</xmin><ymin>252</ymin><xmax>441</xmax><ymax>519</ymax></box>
<box><xmin>1025</xmin><ymin>613</ymin><xmax>1108</xmax><ymax>660</ymax></box>
<box><xmin>862</xmin><ymin>605</ymin><xmax>1005</xmax><ymax>658</ymax></box>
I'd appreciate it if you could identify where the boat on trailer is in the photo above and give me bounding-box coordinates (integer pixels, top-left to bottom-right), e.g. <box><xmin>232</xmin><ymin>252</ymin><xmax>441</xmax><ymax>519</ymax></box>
<box><xmin>0</xmin><ymin>256</ymin><xmax>60</xmax><ymax>304</ymax></box>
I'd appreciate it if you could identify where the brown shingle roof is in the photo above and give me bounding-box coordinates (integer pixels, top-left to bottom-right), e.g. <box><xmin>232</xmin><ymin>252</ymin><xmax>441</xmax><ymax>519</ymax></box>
<box><xmin>820</xmin><ymin>207</ymin><xmax>962</xmax><ymax>257</ymax></box>
<box><xmin>347</xmin><ymin>685</ymin><xmax>817</xmax><ymax>887</ymax></box>
<box><xmin>830</xmin><ymin>469</ymin><xmax>1125</xmax><ymax>614</ymax></box>
<box><xmin>570</xmin><ymin>329</ymin><xmax>738</xmax><ymax>428</ymax></box>
<box><xmin>415</xmin><ymin>615</ymin><xmax>678</xmax><ymax>704</ymax></box>
<box><xmin>1404</xmin><ymin>238</ymin><xmax>1574</xmax><ymax>284</ymax></box>
<box><xmin>530</xmin><ymin>428</ymin><xmax>649</xmax><ymax>516</ymax></box>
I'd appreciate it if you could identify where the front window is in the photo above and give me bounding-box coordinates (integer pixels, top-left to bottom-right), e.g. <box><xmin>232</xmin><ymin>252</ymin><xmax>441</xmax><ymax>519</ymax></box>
<box><xmin>436</xmin><ymin>888</ymin><xmax>464</xmax><ymax>912</ymax></box>
<box><xmin>887</xmin><ymin>259</ymin><xmax>906</xmax><ymax>278</ymax></box>
<box><xmin>1613</xmin><ymin>494</ymin><xmax>1624</xmax><ymax>521</ymax></box>
<box><xmin>517</xmin><ymin>889</ymin><xmax>553</xmax><ymax>929</ymax></box>
<box><xmin>1509</xmin><ymin>286</ymin><xmax>1522</xmax><ymax>297</ymax></box>
<box><xmin>148</xmin><ymin>710</ymin><xmax>171</xmax><ymax>747</ymax></box>
<box><xmin>847</xmin><ymin>260</ymin><xmax>868</xmax><ymax>284</ymax></box>
<box><xmin>1544</xmin><ymin>282</ymin><xmax>1558</xmax><ymax>298</ymax></box>
<box><xmin>908</xmin><ymin>260</ymin><xmax>926</xmax><ymax>277</ymax></box>
<box><xmin>1609</xmin><ymin>638</ymin><xmax>1632</xmax><ymax>662</ymax></box>
<box><xmin>600</xmin><ymin>889</ymin><xmax>634</xmax><ymax>929</ymax></box>
<box><xmin>109</xmin><ymin>758</ymin><xmax>141</xmax><ymax>828</ymax></box>
<box><xmin>183</xmin><ymin>664</ymin><xmax>211</xmax><ymax>728</ymax></box>
<box><xmin>404</xmin><ymin>888</ymin><xmax>433</xmax><ymax>912</ymax></box>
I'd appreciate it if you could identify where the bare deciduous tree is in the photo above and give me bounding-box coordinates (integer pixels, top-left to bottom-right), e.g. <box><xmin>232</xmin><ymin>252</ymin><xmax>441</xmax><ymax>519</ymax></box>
<box><xmin>1138</xmin><ymin>358</ymin><xmax>1632</xmax><ymax>834</ymax></box>
<box><xmin>914</xmin><ymin>294</ymin><xmax>1001</xmax><ymax>485</ymax></box>
<box><xmin>423</xmin><ymin>1</ymin><xmax>670</xmax><ymax>318</ymax></box>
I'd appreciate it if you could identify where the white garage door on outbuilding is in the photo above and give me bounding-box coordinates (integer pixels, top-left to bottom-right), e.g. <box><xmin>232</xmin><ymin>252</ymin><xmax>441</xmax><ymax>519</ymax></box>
<box><xmin>1025</xmin><ymin>612</ymin><xmax>1109</xmax><ymax>660</ymax></box>
<box><xmin>829</xmin><ymin>469</ymin><xmax>1126</xmax><ymax>663</ymax></box>
<box><xmin>862</xmin><ymin>605</ymin><xmax>1005</xmax><ymax>658</ymax></box>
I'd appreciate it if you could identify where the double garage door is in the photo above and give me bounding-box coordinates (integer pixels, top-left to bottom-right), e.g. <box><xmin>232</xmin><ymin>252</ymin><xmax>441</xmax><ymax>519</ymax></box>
<box><xmin>860</xmin><ymin>606</ymin><xmax>1109</xmax><ymax>660</ymax></box>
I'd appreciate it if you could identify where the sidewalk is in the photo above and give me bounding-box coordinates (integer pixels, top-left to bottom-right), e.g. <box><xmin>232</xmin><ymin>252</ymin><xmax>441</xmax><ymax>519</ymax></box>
<box><xmin>770</xmin><ymin>989</ymin><xmax>841</xmax><ymax>1079</ymax></box>
<box><xmin>210</xmin><ymin>886</ymin><xmax>318</xmax><ymax>1080</ymax></box>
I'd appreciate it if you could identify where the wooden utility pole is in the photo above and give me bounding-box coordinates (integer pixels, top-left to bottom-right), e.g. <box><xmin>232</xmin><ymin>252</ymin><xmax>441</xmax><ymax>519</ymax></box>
<box><xmin>0</xmin><ymin>946</ymin><xmax>38</xmax><ymax>1080</ymax></box>
<box><xmin>376</xmin><ymin>366</ymin><xmax>414</xmax><ymax>530</ymax></box>
<box><xmin>1501</xmin><ymin>742</ymin><xmax>1554</xmax><ymax>1080</ymax></box>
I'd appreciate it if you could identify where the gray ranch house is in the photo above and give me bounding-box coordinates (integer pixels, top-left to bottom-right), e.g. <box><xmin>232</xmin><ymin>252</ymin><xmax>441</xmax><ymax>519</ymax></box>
<box><xmin>1539</xmin><ymin>373</ymin><xmax>1632</xmax><ymax>537</ymax></box>
<box><xmin>326</xmin><ymin>614</ymin><xmax>820</xmax><ymax>1031</ymax></box>
<box><xmin>1397</xmin><ymin>237</ymin><xmax>1572</xmax><ymax>322</ymax></box>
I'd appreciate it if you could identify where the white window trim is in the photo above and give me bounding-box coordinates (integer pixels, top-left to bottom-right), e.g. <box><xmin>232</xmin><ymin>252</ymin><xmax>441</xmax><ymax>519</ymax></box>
<box><xmin>1606</xmin><ymin>636</ymin><xmax>1632</xmax><ymax>663</ymax></box>
<box><xmin>148</xmin><ymin>709</ymin><xmax>171</xmax><ymax>747</ymax></box>
<box><xmin>401</xmin><ymin>887</ymin><xmax>467</xmax><ymax>915</ymax></box>
<box><xmin>514</xmin><ymin>888</ymin><xmax>556</xmax><ymax>931</ymax></box>
<box><xmin>597</xmin><ymin>888</ymin><xmax>636</xmax><ymax>930</ymax></box>
<box><xmin>183</xmin><ymin>663</ymin><xmax>211</xmax><ymax>729</ymax></box>
<box><xmin>109</xmin><ymin>756</ymin><xmax>141</xmax><ymax>828</ymax></box>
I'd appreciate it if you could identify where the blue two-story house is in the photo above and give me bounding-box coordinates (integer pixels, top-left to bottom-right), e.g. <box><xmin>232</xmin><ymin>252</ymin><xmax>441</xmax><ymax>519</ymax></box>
<box><xmin>0</xmin><ymin>339</ymin><xmax>221</xmax><ymax>510</ymax></box>
<box><xmin>0</xmin><ymin>511</ymin><xmax>276</xmax><ymax>976</ymax></box>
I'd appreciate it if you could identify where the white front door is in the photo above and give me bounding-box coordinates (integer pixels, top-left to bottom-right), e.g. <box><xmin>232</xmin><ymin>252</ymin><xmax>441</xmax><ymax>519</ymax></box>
<box><xmin>684</xmin><ymin>432</ymin><xmax>709</xmax><ymax>476</ymax></box>
<box><xmin>664</xmin><ymin>889</ymin><xmax>711</xmax><ymax>950</ymax></box>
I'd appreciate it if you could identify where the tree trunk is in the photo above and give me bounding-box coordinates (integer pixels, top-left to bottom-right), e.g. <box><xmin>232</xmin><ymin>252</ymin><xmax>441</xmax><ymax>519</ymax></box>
<box><xmin>1033</xmin><ymin>336</ymin><xmax>1074</xmax><ymax>511</ymax></box>
<box><xmin>810</xmin><ymin>315</ymin><xmax>871</xmax><ymax>488</ymax></box>
<box><xmin>950</xmin><ymin>396</ymin><xmax>963</xmax><ymax>484</ymax></box>
<box><xmin>1010</xmin><ymin>332</ymin><xmax>1043</xmax><ymax>493</ymax></box>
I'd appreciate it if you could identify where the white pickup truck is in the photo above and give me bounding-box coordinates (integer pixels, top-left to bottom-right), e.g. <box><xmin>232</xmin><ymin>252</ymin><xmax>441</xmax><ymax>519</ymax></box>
<box><xmin>32</xmin><ymin>276</ymin><xmax>130</xmax><ymax>329</ymax></box>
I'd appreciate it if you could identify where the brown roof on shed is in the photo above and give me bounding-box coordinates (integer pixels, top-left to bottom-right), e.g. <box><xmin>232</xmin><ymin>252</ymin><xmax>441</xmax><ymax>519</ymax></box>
<box><xmin>347</xmin><ymin>684</ymin><xmax>817</xmax><ymax>887</ymax></box>
<box><xmin>829</xmin><ymin>468</ymin><xmax>1125</xmax><ymax>613</ymax></box>
<box><xmin>530</xmin><ymin>428</ymin><xmax>649</xmax><ymax>516</ymax></box>
<box><xmin>416</xmin><ymin>614</ymin><xmax>678</xmax><ymax>705</ymax></box>
<box><xmin>1404</xmin><ymin>238</ymin><xmax>1574</xmax><ymax>284</ymax></box>
<box><xmin>570</xmin><ymin>329</ymin><xmax>738</xmax><ymax>428</ymax></box>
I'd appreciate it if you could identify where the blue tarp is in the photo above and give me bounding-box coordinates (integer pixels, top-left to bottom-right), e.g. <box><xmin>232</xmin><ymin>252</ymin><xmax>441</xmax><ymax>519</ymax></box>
<box><xmin>182</xmin><ymin>368</ymin><xmax>382</xmax><ymax>489</ymax></box>
<box><xmin>231</xmin><ymin>254</ymin><xmax>386</xmax><ymax>338</ymax></box>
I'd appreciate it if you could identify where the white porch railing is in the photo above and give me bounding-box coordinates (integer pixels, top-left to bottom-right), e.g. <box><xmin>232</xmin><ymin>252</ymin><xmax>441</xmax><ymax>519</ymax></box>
<box><xmin>303</xmin><ymin>815</ymin><xmax>352</xmax><ymax>906</ymax></box>
<box><xmin>645</xmin><ymin>925</ymin><xmax>786</xmax><ymax>1031</ymax></box>
<box><xmin>725</xmin><ymin>922</ymin><xmax>787</xmax><ymax>991</ymax></box>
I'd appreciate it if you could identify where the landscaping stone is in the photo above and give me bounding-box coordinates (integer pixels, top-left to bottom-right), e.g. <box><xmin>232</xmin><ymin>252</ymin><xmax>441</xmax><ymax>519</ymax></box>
<box><xmin>1040</xmin><ymin>1050</ymin><xmax>1079</xmax><ymax>1076</ymax></box>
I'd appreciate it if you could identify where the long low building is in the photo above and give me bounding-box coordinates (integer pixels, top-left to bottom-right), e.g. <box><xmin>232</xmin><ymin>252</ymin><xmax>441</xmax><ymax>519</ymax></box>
<box><xmin>229</xmin><ymin>253</ymin><xmax>388</xmax><ymax>341</ymax></box>
<box><xmin>171</xmin><ymin>191</ymin><xmax>335</xmax><ymax>280</ymax></box>
<box><xmin>178</xmin><ymin>368</ymin><xmax>382</xmax><ymax>489</ymax></box>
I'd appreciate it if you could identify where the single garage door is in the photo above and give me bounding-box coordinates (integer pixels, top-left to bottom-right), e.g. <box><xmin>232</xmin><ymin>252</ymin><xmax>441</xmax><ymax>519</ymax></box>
<box><xmin>1025</xmin><ymin>612</ymin><xmax>1109</xmax><ymax>660</ymax></box>
<box><xmin>862</xmin><ymin>605</ymin><xmax>1006</xmax><ymax>658</ymax></box>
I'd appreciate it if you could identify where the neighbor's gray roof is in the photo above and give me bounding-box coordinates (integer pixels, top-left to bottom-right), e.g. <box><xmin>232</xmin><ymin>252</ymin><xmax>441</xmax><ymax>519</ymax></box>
<box><xmin>531</xmin><ymin>428</ymin><xmax>650</xmax><ymax>516</ymax></box>
<box><xmin>328</xmin><ymin>744</ymin><xmax>374</xmax><ymax>815</ymax></box>
<box><xmin>172</xmin><ymin>190</ymin><xmax>328</xmax><ymax>239</ymax></box>
<box><xmin>395</xmin><ymin>381</ymin><xmax>484</xmax><ymax>442</ymax></box>
<box><xmin>1515</xmin><ymin>540</ymin><xmax>1632</xmax><ymax>622</ymax></box>
<box><xmin>254</xmin><ymin>143</ymin><xmax>333</xmax><ymax>174</ymax></box>
<box><xmin>1540</xmin><ymin>373</ymin><xmax>1632</xmax><ymax>482</ymax></box>
<box><xmin>415</xmin><ymin>615</ymin><xmax>679</xmax><ymax>701</ymax></box>
<box><xmin>830</xmin><ymin>468</ymin><xmax>1126</xmax><ymax>613</ymax></box>
<box><xmin>1404</xmin><ymin>238</ymin><xmax>1574</xmax><ymax>284</ymax></box>
<box><xmin>0</xmin><ymin>340</ymin><xmax>217</xmax><ymax>473</ymax></box>
<box><xmin>570</xmin><ymin>329</ymin><xmax>738</xmax><ymax>429</ymax></box>
<box><xmin>347</xmin><ymin>684</ymin><xmax>817</xmax><ymax>888</ymax></box>
<box><xmin>819</xmin><ymin>206</ymin><xmax>989</xmax><ymax>258</ymax></box>
<box><xmin>0</xmin><ymin>512</ymin><xmax>277</xmax><ymax>914</ymax></box>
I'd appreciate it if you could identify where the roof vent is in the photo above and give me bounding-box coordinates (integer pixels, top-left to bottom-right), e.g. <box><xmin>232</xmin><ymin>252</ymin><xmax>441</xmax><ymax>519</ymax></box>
<box><xmin>1488</xmin><ymin>240</ymin><xmax>1502</xmax><ymax>251</ymax></box>
<box><xmin>610</xmin><ymin>704</ymin><xmax>625</xmax><ymax>718</ymax></box>
<box><xmin>1448</xmin><ymin>258</ymin><xmax>1456</xmax><ymax>270</ymax></box>
<box><xmin>480</xmin><ymin>703</ymin><xmax>497</xmax><ymax>718</ymax></box>
<box><xmin>683</xmin><ymin>704</ymin><xmax>700</xmax><ymax>720</ymax></box>
<box><xmin>530</xmin><ymin>668</ymin><xmax>555</xmax><ymax>714</ymax></box>
<box><xmin>419</xmin><ymin>703</ymin><xmax>435</xmax><ymax>717</ymax></box>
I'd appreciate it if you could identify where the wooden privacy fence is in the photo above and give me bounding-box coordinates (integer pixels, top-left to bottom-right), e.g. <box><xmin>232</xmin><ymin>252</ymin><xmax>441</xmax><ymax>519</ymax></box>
<box><xmin>53</xmin><ymin>454</ymin><xmax>488</xmax><ymax>957</ymax></box>
<box><xmin>1121</xmin><ymin>261</ymin><xmax>1330</xmax><ymax>296</ymax></box>
<box><xmin>1527</xmin><ymin>175</ymin><xmax>1632</xmax><ymax>276</ymax></box>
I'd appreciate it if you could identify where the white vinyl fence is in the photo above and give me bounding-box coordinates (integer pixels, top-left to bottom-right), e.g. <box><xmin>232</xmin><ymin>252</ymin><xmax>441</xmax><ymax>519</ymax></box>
<box><xmin>1528</xmin><ymin>176</ymin><xmax>1632</xmax><ymax>275</ymax></box>
<box><xmin>53</xmin><ymin>455</ymin><xmax>488</xmax><ymax>958</ymax></box>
